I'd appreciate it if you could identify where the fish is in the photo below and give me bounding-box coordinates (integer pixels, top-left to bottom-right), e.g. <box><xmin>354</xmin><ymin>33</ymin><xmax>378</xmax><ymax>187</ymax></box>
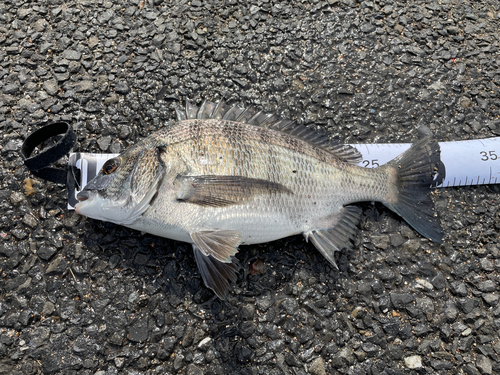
<box><xmin>75</xmin><ymin>100</ymin><xmax>443</xmax><ymax>299</ymax></box>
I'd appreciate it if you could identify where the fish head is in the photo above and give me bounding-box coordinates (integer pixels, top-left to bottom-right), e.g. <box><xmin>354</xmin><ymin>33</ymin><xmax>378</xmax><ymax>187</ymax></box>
<box><xmin>75</xmin><ymin>141</ymin><xmax>165</xmax><ymax>225</ymax></box>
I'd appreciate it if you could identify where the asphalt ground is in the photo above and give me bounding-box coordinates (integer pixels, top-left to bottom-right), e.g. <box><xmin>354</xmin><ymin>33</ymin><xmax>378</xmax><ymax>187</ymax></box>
<box><xmin>1</xmin><ymin>0</ymin><xmax>500</xmax><ymax>374</ymax></box>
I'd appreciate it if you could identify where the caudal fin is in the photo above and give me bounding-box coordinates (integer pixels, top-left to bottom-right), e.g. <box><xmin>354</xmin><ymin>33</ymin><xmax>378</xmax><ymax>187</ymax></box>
<box><xmin>384</xmin><ymin>137</ymin><xmax>443</xmax><ymax>243</ymax></box>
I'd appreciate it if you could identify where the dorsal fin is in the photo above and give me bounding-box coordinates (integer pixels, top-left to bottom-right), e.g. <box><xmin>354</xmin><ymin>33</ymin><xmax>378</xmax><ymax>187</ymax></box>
<box><xmin>176</xmin><ymin>100</ymin><xmax>363</xmax><ymax>164</ymax></box>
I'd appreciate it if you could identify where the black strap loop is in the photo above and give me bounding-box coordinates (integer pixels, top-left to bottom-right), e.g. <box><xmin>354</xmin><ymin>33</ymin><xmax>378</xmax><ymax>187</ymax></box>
<box><xmin>21</xmin><ymin>122</ymin><xmax>77</xmax><ymax>184</ymax></box>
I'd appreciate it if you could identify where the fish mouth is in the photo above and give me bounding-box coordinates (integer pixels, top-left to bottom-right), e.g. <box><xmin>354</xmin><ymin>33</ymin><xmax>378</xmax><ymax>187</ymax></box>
<box><xmin>76</xmin><ymin>190</ymin><xmax>91</xmax><ymax>202</ymax></box>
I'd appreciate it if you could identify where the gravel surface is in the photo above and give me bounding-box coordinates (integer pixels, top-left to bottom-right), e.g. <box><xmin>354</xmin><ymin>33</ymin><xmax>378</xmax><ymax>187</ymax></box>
<box><xmin>1</xmin><ymin>0</ymin><xmax>500</xmax><ymax>374</ymax></box>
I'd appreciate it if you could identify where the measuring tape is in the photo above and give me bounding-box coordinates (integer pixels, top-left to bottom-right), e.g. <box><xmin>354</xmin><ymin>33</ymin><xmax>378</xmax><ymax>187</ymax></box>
<box><xmin>65</xmin><ymin>137</ymin><xmax>500</xmax><ymax>209</ymax></box>
<box><xmin>350</xmin><ymin>137</ymin><xmax>500</xmax><ymax>187</ymax></box>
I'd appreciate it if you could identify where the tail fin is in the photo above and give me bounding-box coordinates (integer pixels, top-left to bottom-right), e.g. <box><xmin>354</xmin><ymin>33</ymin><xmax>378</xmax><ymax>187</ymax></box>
<box><xmin>383</xmin><ymin>136</ymin><xmax>443</xmax><ymax>243</ymax></box>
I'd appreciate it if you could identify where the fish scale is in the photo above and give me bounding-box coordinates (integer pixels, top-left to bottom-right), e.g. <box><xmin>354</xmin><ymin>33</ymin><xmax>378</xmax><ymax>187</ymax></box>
<box><xmin>75</xmin><ymin>100</ymin><xmax>443</xmax><ymax>299</ymax></box>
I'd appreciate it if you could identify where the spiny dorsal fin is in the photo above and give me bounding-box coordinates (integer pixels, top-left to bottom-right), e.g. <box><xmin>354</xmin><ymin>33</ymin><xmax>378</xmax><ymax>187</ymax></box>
<box><xmin>177</xmin><ymin>99</ymin><xmax>363</xmax><ymax>164</ymax></box>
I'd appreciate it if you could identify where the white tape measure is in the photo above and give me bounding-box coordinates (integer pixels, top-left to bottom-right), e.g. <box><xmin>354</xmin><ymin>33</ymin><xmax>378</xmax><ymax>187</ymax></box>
<box><xmin>350</xmin><ymin>137</ymin><xmax>500</xmax><ymax>187</ymax></box>
<box><xmin>67</xmin><ymin>137</ymin><xmax>500</xmax><ymax>209</ymax></box>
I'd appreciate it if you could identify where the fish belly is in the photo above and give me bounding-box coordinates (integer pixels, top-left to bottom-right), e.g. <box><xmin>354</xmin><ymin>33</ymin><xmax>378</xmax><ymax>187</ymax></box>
<box><xmin>127</xmin><ymin>189</ymin><xmax>344</xmax><ymax>247</ymax></box>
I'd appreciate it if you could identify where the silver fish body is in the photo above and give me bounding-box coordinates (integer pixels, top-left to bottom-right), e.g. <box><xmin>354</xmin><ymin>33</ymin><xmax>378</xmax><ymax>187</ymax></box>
<box><xmin>76</xmin><ymin>100</ymin><xmax>443</xmax><ymax>298</ymax></box>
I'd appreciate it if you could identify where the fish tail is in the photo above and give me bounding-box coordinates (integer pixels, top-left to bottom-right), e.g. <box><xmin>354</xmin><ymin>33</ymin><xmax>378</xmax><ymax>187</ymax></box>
<box><xmin>383</xmin><ymin>136</ymin><xmax>443</xmax><ymax>243</ymax></box>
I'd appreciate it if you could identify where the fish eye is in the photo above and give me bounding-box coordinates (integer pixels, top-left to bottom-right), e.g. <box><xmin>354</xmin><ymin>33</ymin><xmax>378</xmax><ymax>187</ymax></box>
<box><xmin>102</xmin><ymin>159</ymin><xmax>120</xmax><ymax>175</ymax></box>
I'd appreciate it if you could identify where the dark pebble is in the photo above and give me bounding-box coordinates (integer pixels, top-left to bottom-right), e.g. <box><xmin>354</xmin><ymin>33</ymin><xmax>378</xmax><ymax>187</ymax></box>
<box><xmin>37</xmin><ymin>245</ymin><xmax>57</xmax><ymax>261</ymax></box>
<box><xmin>391</xmin><ymin>293</ymin><xmax>415</xmax><ymax>309</ymax></box>
<box><xmin>128</xmin><ymin>316</ymin><xmax>149</xmax><ymax>343</ymax></box>
<box><xmin>115</xmin><ymin>81</ymin><xmax>130</xmax><ymax>95</ymax></box>
<box><xmin>3</xmin><ymin>84</ymin><xmax>19</xmax><ymax>94</ymax></box>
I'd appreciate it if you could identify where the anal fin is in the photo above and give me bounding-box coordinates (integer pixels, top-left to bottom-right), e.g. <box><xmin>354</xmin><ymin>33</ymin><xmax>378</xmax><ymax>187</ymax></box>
<box><xmin>306</xmin><ymin>205</ymin><xmax>362</xmax><ymax>268</ymax></box>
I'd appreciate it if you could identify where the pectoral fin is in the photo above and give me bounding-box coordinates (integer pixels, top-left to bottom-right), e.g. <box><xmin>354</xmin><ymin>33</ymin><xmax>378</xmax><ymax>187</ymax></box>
<box><xmin>177</xmin><ymin>175</ymin><xmax>292</xmax><ymax>207</ymax></box>
<box><xmin>305</xmin><ymin>205</ymin><xmax>362</xmax><ymax>269</ymax></box>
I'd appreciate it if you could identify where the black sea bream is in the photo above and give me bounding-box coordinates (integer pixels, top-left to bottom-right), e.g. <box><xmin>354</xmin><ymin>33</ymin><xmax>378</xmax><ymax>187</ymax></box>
<box><xmin>75</xmin><ymin>100</ymin><xmax>443</xmax><ymax>298</ymax></box>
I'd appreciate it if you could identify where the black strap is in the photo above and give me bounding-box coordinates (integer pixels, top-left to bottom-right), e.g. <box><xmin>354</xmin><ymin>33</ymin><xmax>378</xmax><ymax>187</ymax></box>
<box><xmin>21</xmin><ymin>122</ymin><xmax>77</xmax><ymax>184</ymax></box>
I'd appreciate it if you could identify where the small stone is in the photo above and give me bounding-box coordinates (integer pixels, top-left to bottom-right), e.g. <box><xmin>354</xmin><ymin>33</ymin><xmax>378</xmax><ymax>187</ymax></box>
<box><xmin>3</xmin><ymin>139</ymin><xmax>22</xmax><ymax>152</ymax></box>
<box><xmin>22</xmin><ymin>213</ymin><xmax>38</xmax><ymax>228</ymax></box>
<box><xmin>62</xmin><ymin>50</ymin><xmax>81</xmax><ymax>60</ymax></box>
<box><xmin>415</xmin><ymin>278</ymin><xmax>434</xmax><ymax>290</ymax></box>
<box><xmin>109</xmin><ymin>142</ymin><xmax>121</xmax><ymax>154</ymax></box>
<box><xmin>11</xmin><ymin>228</ymin><xmax>27</xmax><ymax>240</ymax></box>
<box><xmin>339</xmin><ymin>347</ymin><xmax>355</xmax><ymax>365</ymax></box>
<box><xmin>309</xmin><ymin>357</ymin><xmax>326</xmax><ymax>375</ymax></box>
<box><xmin>407</xmin><ymin>46</ymin><xmax>425</xmax><ymax>56</ymax></box>
<box><xmin>361</xmin><ymin>23</ymin><xmax>375</xmax><ymax>33</ymax></box>
<box><xmin>446</xmin><ymin>26</ymin><xmax>460</xmax><ymax>35</ymax></box>
<box><xmin>450</xmin><ymin>281</ymin><xmax>468</xmax><ymax>296</ymax></box>
<box><xmin>115</xmin><ymin>81</ymin><xmax>130</xmax><ymax>95</ymax></box>
<box><xmin>371</xmin><ymin>235</ymin><xmax>389</xmax><ymax>249</ymax></box>
<box><xmin>402</xmin><ymin>239</ymin><xmax>420</xmax><ymax>254</ymax></box>
<box><xmin>296</xmin><ymin>326</ymin><xmax>314</xmax><ymax>344</ymax></box>
<box><xmin>431</xmin><ymin>360</ymin><xmax>453</xmax><ymax>370</ymax></box>
<box><xmin>463</xmin><ymin>364</ymin><xmax>480</xmax><ymax>375</ymax></box>
<box><xmin>482</xmin><ymin>293</ymin><xmax>499</xmax><ymax>306</ymax></box>
<box><xmin>3</xmin><ymin>84</ymin><xmax>19</xmax><ymax>94</ymax></box>
<box><xmin>273</xmin><ymin>78</ymin><xmax>286</xmax><ymax>92</ymax></box>
<box><xmin>128</xmin><ymin>317</ymin><xmax>149</xmax><ymax>342</ymax></box>
<box><xmin>391</xmin><ymin>292</ymin><xmax>415</xmax><ymax>309</ymax></box>
<box><xmin>404</xmin><ymin>355</ymin><xmax>422</xmax><ymax>369</ymax></box>
<box><xmin>461</xmin><ymin>328</ymin><xmax>472</xmax><ymax>336</ymax></box>
<box><xmin>256</xmin><ymin>293</ymin><xmax>272</xmax><ymax>312</ymax></box>
<box><xmin>477</xmin><ymin>280</ymin><xmax>496</xmax><ymax>292</ymax></box>
<box><xmin>118</xmin><ymin>125</ymin><xmax>131</xmax><ymax>139</ymax></box>
<box><xmin>45</xmin><ymin>255</ymin><xmax>67</xmax><ymax>274</ymax></box>
<box><xmin>182</xmin><ymin>326</ymin><xmax>195</xmax><ymax>347</ymax></box>
<box><xmin>33</xmin><ymin>18</ymin><xmax>49</xmax><ymax>32</ymax></box>
<box><xmin>75</xmin><ymin>80</ymin><xmax>94</xmax><ymax>92</ymax></box>
<box><xmin>173</xmin><ymin>354</ymin><xmax>184</xmax><ymax>371</ymax></box>
<box><xmin>389</xmin><ymin>233</ymin><xmax>404</xmax><ymax>247</ymax></box>
<box><xmin>476</xmin><ymin>355</ymin><xmax>492</xmax><ymax>375</ymax></box>
<box><xmin>459</xmin><ymin>298</ymin><xmax>480</xmax><ymax>314</ymax></box>
<box><xmin>42</xmin><ymin>301</ymin><xmax>55</xmax><ymax>316</ymax></box>
<box><xmin>97</xmin><ymin>136</ymin><xmax>111</xmax><ymax>151</ymax></box>
<box><xmin>9</xmin><ymin>191</ymin><xmax>24</xmax><ymax>205</ymax></box>
<box><xmin>29</xmin><ymin>327</ymin><xmax>50</xmax><ymax>348</ymax></box>
<box><xmin>431</xmin><ymin>273</ymin><xmax>446</xmax><ymax>289</ymax></box>
<box><xmin>239</xmin><ymin>304</ymin><xmax>255</xmax><ymax>320</ymax></box>
<box><xmin>480</xmin><ymin>258</ymin><xmax>494</xmax><ymax>272</ymax></box>
<box><xmin>43</xmin><ymin>79</ymin><xmax>58</xmax><ymax>95</ymax></box>
<box><xmin>17</xmin><ymin>8</ymin><xmax>33</xmax><ymax>19</ymax></box>
<box><xmin>186</xmin><ymin>364</ymin><xmax>203</xmax><ymax>375</ymax></box>
<box><xmin>444</xmin><ymin>302</ymin><xmax>458</xmax><ymax>321</ymax></box>
<box><xmin>88</xmin><ymin>36</ymin><xmax>99</xmax><ymax>48</ymax></box>
<box><xmin>361</xmin><ymin>342</ymin><xmax>379</xmax><ymax>357</ymax></box>
<box><xmin>37</xmin><ymin>245</ymin><xmax>57</xmax><ymax>261</ymax></box>
<box><xmin>198</xmin><ymin>337</ymin><xmax>212</xmax><ymax>351</ymax></box>
<box><xmin>460</xmin><ymin>97</ymin><xmax>472</xmax><ymax>108</ymax></box>
<box><xmin>109</xmin><ymin>330</ymin><xmax>126</xmax><ymax>346</ymax></box>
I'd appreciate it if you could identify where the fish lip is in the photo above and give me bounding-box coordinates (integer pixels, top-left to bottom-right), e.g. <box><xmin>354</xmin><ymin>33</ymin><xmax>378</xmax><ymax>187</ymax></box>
<box><xmin>76</xmin><ymin>190</ymin><xmax>91</xmax><ymax>202</ymax></box>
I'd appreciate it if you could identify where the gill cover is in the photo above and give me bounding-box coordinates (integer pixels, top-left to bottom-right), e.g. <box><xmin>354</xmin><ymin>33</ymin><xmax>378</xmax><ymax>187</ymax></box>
<box><xmin>76</xmin><ymin>143</ymin><xmax>165</xmax><ymax>225</ymax></box>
